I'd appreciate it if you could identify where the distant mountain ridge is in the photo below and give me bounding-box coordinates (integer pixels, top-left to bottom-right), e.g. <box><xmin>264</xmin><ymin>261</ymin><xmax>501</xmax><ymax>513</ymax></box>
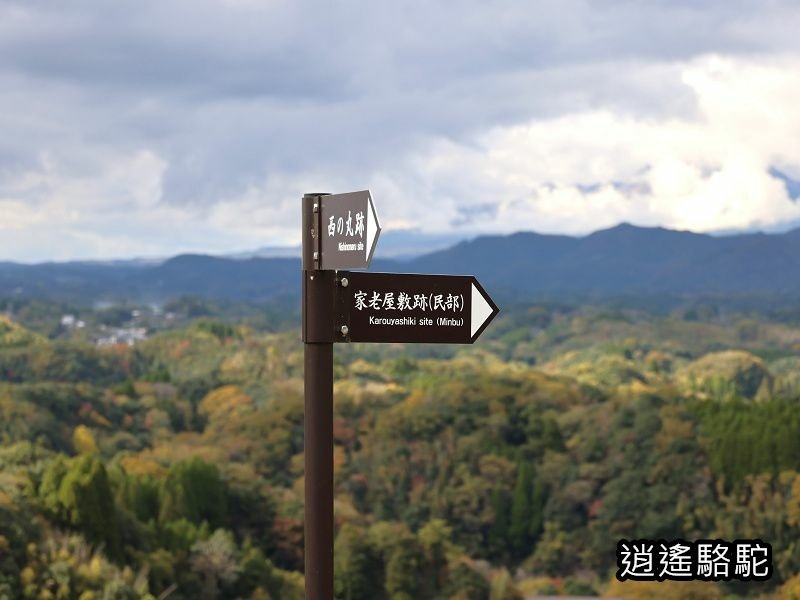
<box><xmin>400</xmin><ymin>223</ymin><xmax>800</xmax><ymax>295</ymax></box>
<box><xmin>225</xmin><ymin>230</ymin><xmax>468</xmax><ymax>261</ymax></box>
<box><xmin>2</xmin><ymin>223</ymin><xmax>800</xmax><ymax>304</ymax></box>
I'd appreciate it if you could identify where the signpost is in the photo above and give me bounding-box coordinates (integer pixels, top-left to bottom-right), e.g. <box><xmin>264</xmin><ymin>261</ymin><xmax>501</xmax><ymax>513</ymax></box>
<box><xmin>301</xmin><ymin>191</ymin><xmax>497</xmax><ymax>600</ymax></box>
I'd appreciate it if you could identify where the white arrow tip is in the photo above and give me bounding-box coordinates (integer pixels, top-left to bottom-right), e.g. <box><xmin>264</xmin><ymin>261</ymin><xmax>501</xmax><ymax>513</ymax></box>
<box><xmin>366</xmin><ymin>194</ymin><xmax>380</xmax><ymax>262</ymax></box>
<box><xmin>471</xmin><ymin>282</ymin><xmax>494</xmax><ymax>337</ymax></box>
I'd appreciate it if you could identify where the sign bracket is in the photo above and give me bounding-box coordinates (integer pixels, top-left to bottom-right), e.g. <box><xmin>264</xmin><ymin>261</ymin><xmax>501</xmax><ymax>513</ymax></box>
<box><xmin>312</xmin><ymin>199</ymin><xmax>321</xmax><ymax>270</ymax></box>
<box><xmin>302</xmin><ymin>193</ymin><xmax>335</xmax><ymax>343</ymax></box>
<box><xmin>335</xmin><ymin>273</ymin><xmax>352</xmax><ymax>343</ymax></box>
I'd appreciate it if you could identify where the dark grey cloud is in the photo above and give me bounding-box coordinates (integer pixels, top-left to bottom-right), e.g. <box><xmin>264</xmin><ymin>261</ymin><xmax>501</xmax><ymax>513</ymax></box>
<box><xmin>451</xmin><ymin>203</ymin><xmax>498</xmax><ymax>228</ymax></box>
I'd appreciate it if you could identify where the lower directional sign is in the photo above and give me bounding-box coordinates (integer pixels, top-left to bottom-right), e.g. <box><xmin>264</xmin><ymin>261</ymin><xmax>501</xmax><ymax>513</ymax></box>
<box><xmin>336</xmin><ymin>271</ymin><xmax>499</xmax><ymax>344</ymax></box>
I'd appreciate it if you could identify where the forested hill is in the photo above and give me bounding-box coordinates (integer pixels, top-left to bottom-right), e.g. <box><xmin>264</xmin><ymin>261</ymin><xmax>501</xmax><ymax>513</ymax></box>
<box><xmin>3</xmin><ymin>224</ymin><xmax>800</xmax><ymax>303</ymax></box>
<box><xmin>4</xmin><ymin>305</ymin><xmax>800</xmax><ymax>597</ymax></box>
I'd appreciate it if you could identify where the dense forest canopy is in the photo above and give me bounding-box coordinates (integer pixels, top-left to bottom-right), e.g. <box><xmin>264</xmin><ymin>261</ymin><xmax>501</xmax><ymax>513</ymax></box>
<box><xmin>2</xmin><ymin>297</ymin><xmax>800</xmax><ymax>598</ymax></box>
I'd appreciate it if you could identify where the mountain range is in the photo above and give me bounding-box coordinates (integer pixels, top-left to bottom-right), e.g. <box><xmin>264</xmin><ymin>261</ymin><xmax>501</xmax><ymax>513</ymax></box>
<box><xmin>3</xmin><ymin>224</ymin><xmax>800</xmax><ymax>306</ymax></box>
<box><xmin>226</xmin><ymin>230</ymin><xmax>467</xmax><ymax>260</ymax></box>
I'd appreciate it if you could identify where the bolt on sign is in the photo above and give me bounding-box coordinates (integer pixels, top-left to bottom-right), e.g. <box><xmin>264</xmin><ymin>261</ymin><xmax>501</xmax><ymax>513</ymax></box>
<box><xmin>317</xmin><ymin>190</ymin><xmax>381</xmax><ymax>270</ymax></box>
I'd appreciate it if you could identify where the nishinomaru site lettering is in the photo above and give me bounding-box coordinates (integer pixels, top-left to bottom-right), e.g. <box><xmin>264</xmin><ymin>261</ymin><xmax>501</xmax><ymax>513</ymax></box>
<box><xmin>338</xmin><ymin>241</ymin><xmax>364</xmax><ymax>251</ymax></box>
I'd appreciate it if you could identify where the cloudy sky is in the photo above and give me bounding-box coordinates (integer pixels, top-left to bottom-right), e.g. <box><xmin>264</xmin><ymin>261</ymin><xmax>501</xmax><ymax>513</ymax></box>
<box><xmin>1</xmin><ymin>0</ymin><xmax>800</xmax><ymax>262</ymax></box>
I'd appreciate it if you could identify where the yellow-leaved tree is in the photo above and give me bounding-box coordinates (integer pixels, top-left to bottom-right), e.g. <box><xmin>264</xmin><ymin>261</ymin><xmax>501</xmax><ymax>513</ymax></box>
<box><xmin>72</xmin><ymin>425</ymin><xmax>97</xmax><ymax>455</ymax></box>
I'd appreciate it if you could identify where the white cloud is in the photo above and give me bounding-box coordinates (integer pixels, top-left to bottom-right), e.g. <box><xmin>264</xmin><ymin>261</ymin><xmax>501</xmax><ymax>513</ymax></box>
<box><xmin>382</xmin><ymin>55</ymin><xmax>800</xmax><ymax>235</ymax></box>
<box><xmin>6</xmin><ymin>54</ymin><xmax>799</xmax><ymax>261</ymax></box>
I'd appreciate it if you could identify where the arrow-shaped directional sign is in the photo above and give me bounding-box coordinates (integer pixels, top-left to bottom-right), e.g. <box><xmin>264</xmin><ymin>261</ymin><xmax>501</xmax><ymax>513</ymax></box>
<box><xmin>335</xmin><ymin>271</ymin><xmax>499</xmax><ymax>344</ymax></box>
<box><xmin>318</xmin><ymin>190</ymin><xmax>381</xmax><ymax>270</ymax></box>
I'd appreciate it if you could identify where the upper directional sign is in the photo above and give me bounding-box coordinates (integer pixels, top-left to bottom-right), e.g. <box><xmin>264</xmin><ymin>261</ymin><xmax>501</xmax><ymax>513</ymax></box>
<box><xmin>319</xmin><ymin>190</ymin><xmax>381</xmax><ymax>270</ymax></box>
<box><xmin>336</xmin><ymin>271</ymin><xmax>499</xmax><ymax>344</ymax></box>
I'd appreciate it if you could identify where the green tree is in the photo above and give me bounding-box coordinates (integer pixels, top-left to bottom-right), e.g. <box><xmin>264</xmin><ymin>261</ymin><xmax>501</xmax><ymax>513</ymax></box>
<box><xmin>385</xmin><ymin>539</ymin><xmax>426</xmax><ymax>600</ymax></box>
<box><xmin>488</xmin><ymin>489</ymin><xmax>511</xmax><ymax>561</ymax></box>
<box><xmin>39</xmin><ymin>455</ymin><xmax>122</xmax><ymax>558</ymax></box>
<box><xmin>418</xmin><ymin>519</ymin><xmax>453</xmax><ymax>595</ymax></box>
<box><xmin>334</xmin><ymin>524</ymin><xmax>385</xmax><ymax>600</ymax></box>
<box><xmin>509</xmin><ymin>463</ymin><xmax>533</xmax><ymax>560</ymax></box>
<box><xmin>445</xmin><ymin>563</ymin><xmax>490</xmax><ymax>600</ymax></box>
<box><xmin>529</xmin><ymin>476</ymin><xmax>546</xmax><ymax>542</ymax></box>
<box><xmin>116</xmin><ymin>473</ymin><xmax>159</xmax><ymax>523</ymax></box>
<box><xmin>159</xmin><ymin>457</ymin><xmax>226</xmax><ymax>527</ymax></box>
<box><xmin>101</xmin><ymin>580</ymin><xmax>140</xmax><ymax>600</ymax></box>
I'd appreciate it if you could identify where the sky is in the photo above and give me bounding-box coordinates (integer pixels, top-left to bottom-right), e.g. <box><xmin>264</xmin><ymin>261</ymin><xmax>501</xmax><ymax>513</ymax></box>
<box><xmin>1</xmin><ymin>0</ymin><xmax>800</xmax><ymax>262</ymax></box>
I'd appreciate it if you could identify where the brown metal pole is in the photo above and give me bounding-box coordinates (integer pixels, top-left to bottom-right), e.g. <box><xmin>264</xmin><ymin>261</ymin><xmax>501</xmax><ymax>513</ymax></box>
<box><xmin>302</xmin><ymin>193</ymin><xmax>334</xmax><ymax>600</ymax></box>
<box><xmin>304</xmin><ymin>340</ymin><xmax>333</xmax><ymax>600</ymax></box>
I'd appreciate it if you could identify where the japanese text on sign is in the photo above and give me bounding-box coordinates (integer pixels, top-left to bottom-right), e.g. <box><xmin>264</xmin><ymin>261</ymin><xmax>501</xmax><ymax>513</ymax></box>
<box><xmin>353</xmin><ymin>291</ymin><xmax>464</xmax><ymax>312</ymax></box>
<box><xmin>328</xmin><ymin>211</ymin><xmax>365</xmax><ymax>238</ymax></box>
